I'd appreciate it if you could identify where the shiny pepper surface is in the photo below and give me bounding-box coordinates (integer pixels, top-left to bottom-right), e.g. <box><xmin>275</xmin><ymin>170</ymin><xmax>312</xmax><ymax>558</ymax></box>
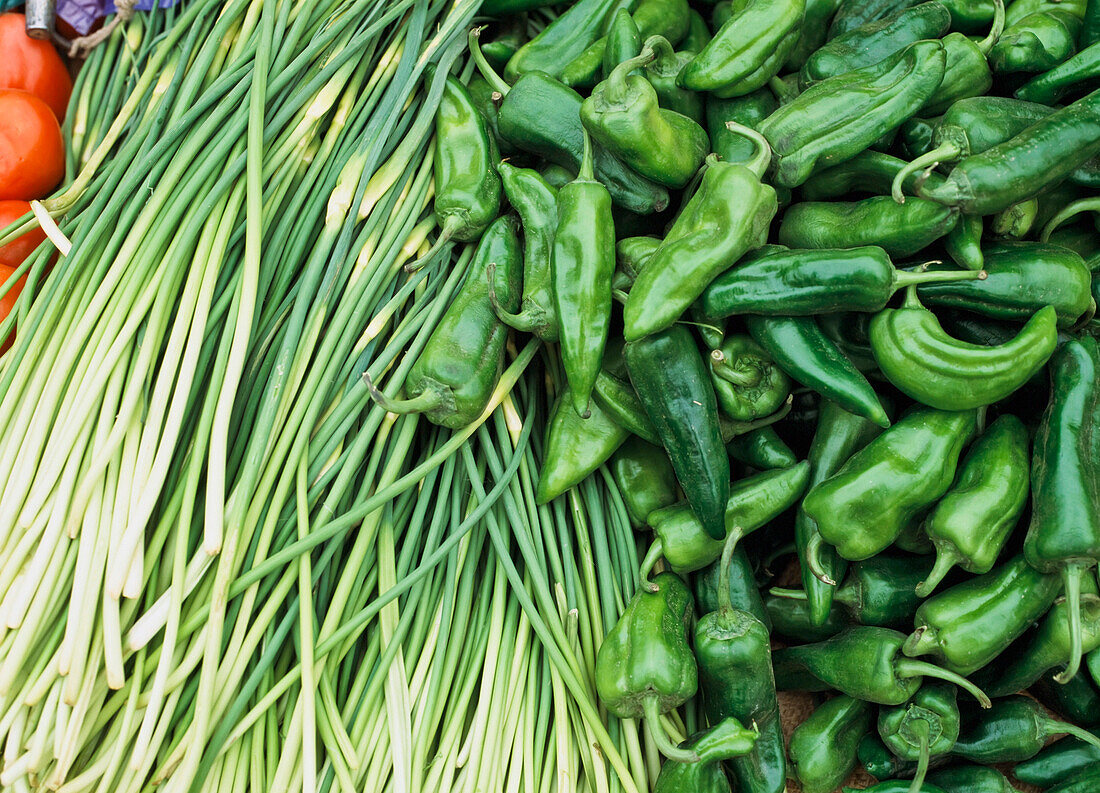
<box><xmin>777</xmin><ymin>198</ymin><xmax>958</xmax><ymax>258</ymax></box>
<box><xmin>706</xmin><ymin>90</ymin><xmax>778</xmax><ymax>165</ymax></box>
<box><xmin>1017</xmin><ymin>39</ymin><xmax>1100</xmax><ymax>104</ymax></box>
<box><xmin>644</xmin><ymin>36</ymin><xmax>703</xmax><ymax>123</ymax></box>
<box><xmin>535</xmin><ymin>385</ymin><xmax>628</xmax><ymax>504</ymax></box>
<box><xmin>802</xmin><ymin>406</ymin><xmax>977</xmax><ymax>561</ymax></box>
<box><xmin>927</xmin><ymin>764</ymin><xmax>1015</xmax><ymax>793</ymax></box>
<box><xmin>878</xmin><ymin>683</ymin><xmax>960</xmax><ymax>793</ymax></box>
<box><xmin>828</xmin><ymin>0</ymin><xmax>921</xmax><ymax>38</ymax></box>
<box><xmin>952</xmin><ymin>695</ymin><xmax>1100</xmax><ymax>763</ymax></box>
<box><xmin>623</xmin><ymin>145</ymin><xmax>776</xmax><ymax>341</ymax></box>
<box><xmin>503</xmin><ymin>0</ymin><xmax>620</xmax><ymax>83</ymax></box>
<box><xmin>989</xmin><ymin>10</ymin><xmax>1082</xmax><ymax>73</ymax></box>
<box><xmin>727</xmin><ymin>427</ymin><xmax>798</xmax><ymax>470</ymax></box>
<box><xmin>708</xmin><ymin>335</ymin><xmax>790</xmax><ymax>422</ymax></box>
<box><xmin>609</xmin><ymin>437</ymin><xmax>678</xmax><ymax>528</ymax></box>
<box><xmin>653</xmin><ymin>717</ymin><xmax>759</xmax><ymax>793</ymax></box>
<box><xmin>758</xmin><ymin>40</ymin><xmax>946</xmax><ymax>188</ymax></box>
<box><xmin>789</xmin><ymin>694</ymin><xmax>873</xmax><ymax>793</ymax></box>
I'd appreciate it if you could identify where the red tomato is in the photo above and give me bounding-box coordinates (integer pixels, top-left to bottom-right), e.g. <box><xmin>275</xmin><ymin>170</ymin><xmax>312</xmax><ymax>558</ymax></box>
<box><xmin>0</xmin><ymin>90</ymin><xmax>65</xmax><ymax>201</ymax></box>
<box><xmin>0</xmin><ymin>14</ymin><xmax>72</xmax><ymax>121</ymax></box>
<box><xmin>0</xmin><ymin>199</ymin><xmax>44</xmax><ymax>352</ymax></box>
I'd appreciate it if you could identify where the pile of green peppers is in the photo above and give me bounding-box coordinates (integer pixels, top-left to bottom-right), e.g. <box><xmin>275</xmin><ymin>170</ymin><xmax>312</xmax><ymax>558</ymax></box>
<box><xmin>381</xmin><ymin>0</ymin><xmax>1100</xmax><ymax>790</ymax></box>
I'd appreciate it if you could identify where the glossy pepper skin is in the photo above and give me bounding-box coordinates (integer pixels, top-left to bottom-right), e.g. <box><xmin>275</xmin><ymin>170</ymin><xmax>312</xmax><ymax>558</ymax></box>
<box><xmin>1043</xmin><ymin>767</ymin><xmax>1100</xmax><ymax>793</ymax></box>
<box><xmin>703</xmin><ymin>245</ymin><xmax>981</xmax><ymax>318</ymax></box>
<box><xmin>858</xmin><ymin>734</ymin><xmax>924</xmax><ymax>781</ymax></box>
<box><xmin>644</xmin><ymin>36</ymin><xmax>703</xmax><ymax>124</ymax></box>
<box><xmin>1025</xmin><ymin>336</ymin><xmax>1100</xmax><ymax>682</ymax></box>
<box><xmin>952</xmin><ymin>695</ymin><xmax>1100</xmax><ymax>763</ymax></box>
<box><xmin>695</xmin><ymin>547</ymin><xmax>770</xmax><ymax>628</ymax></box>
<box><xmin>917</xmin><ymin>242</ymin><xmax>1094</xmax><ymax>327</ymax></box>
<box><xmin>918</xmin><ymin>415</ymin><xmax>1030</xmax><ymax>597</ymax></box>
<box><xmin>368</xmin><ymin>217</ymin><xmax>521</xmax><ymax>428</ymax></box>
<box><xmin>800</xmin><ymin>2</ymin><xmax>952</xmax><ymax>86</ymax></box>
<box><xmin>773</xmin><ymin>626</ymin><xmax>992</xmax><ymax>706</ymax></box>
<box><xmin>802</xmin><ymin>407</ymin><xmax>978</xmax><ymax>562</ymax></box>
<box><xmin>777</xmin><ymin>198</ymin><xmax>958</xmax><ymax>258</ymax></box>
<box><xmin>903</xmin><ymin>554</ymin><xmax>1062</xmax><ymax>675</ymax></box>
<box><xmin>785</xmin><ymin>0</ymin><xmax>842</xmax><ymax>69</ymax></box>
<box><xmin>766</xmin><ymin>594</ymin><xmax>850</xmax><ymax>642</ymax></box>
<box><xmin>503</xmin><ymin>0</ymin><xmax>620</xmax><ymax>83</ymax></box>
<box><xmin>625</xmin><ymin>326</ymin><xmax>729</xmax><ymax>540</ymax></box>
<box><xmin>641</xmin><ymin>462</ymin><xmax>810</xmax><ymax>582</ymax></box>
<box><xmin>623</xmin><ymin>144</ymin><xmax>777</xmax><ymax>342</ymax></box>
<box><xmin>870</xmin><ymin>289</ymin><xmax>1058</xmax><ymax>411</ymax></box>
<box><xmin>708</xmin><ymin>335</ymin><xmax>790</xmax><ymax>422</ymax></box>
<box><xmin>789</xmin><ymin>695</ymin><xmax>873</xmax><ymax>793</ymax></box>
<box><xmin>680</xmin><ymin>0</ymin><xmax>805</xmax><ymax>96</ymax></box>
<box><xmin>653</xmin><ymin>717</ymin><xmax>759</xmax><ymax>793</ymax></box>
<box><xmin>878</xmin><ymin>683</ymin><xmax>960</xmax><ymax>793</ymax></box>
<box><xmin>919</xmin><ymin>88</ymin><xmax>1100</xmax><ymax>215</ymax></box>
<box><xmin>747</xmin><ymin>316</ymin><xmax>890</xmax><ymax>429</ymax></box>
<box><xmin>592</xmin><ymin>369</ymin><xmax>662</xmax><ymax>446</ymax></box>
<box><xmin>680</xmin><ymin>9</ymin><xmax>711</xmax><ymax>53</ymax></box>
<box><xmin>927</xmin><ymin>764</ymin><xmax>1014</xmax><ymax>793</ymax></box>
<box><xmin>989</xmin><ymin>9</ymin><xmax>1082</xmax><ymax>73</ymax></box>
<box><xmin>552</xmin><ymin>135</ymin><xmax>615</xmax><ymax>417</ymax></box>
<box><xmin>1030</xmin><ymin>669</ymin><xmax>1100</xmax><ymax>729</ymax></box>
<box><xmin>602</xmin><ymin>8</ymin><xmax>641</xmax><ymax>78</ymax></box>
<box><xmin>595</xmin><ymin>571</ymin><xmax>700</xmax><ymax>762</ymax></box>
<box><xmin>609</xmin><ymin>437</ymin><xmax>678</xmax><ymax>528</ymax></box>
<box><xmin>944</xmin><ymin>214</ymin><xmax>984</xmax><ymax>271</ymax></box>
<box><xmin>845</xmin><ymin>782</ymin><xmax>947</xmax><ymax>793</ymax></box>
<box><xmin>759</xmin><ymin>40</ymin><xmax>947</xmax><ymax>188</ymax></box>
<box><xmin>1017</xmin><ymin>38</ymin><xmax>1100</xmax><ymax>103</ymax></box>
<box><xmin>1085</xmin><ymin>0</ymin><xmax>1100</xmax><ymax>47</ymax></box>
<box><xmin>827</xmin><ymin>0</ymin><xmax>921</xmax><ymax>38</ymax></box>
<box><xmin>800</xmin><ymin>150</ymin><xmax>944</xmax><ymax>200</ymax></box>
<box><xmin>706</xmin><ymin>90</ymin><xmax>778</xmax><ymax>165</ymax></box>
<box><xmin>1014</xmin><ymin>730</ymin><xmax>1100</xmax><ymax>787</ymax></box>
<box><xmin>728</xmin><ymin>427</ymin><xmax>797</xmax><ymax>470</ymax></box>
<box><xmin>535</xmin><ymin>385</ymin><xmax>628</xmax><ymax>504</ymax></box>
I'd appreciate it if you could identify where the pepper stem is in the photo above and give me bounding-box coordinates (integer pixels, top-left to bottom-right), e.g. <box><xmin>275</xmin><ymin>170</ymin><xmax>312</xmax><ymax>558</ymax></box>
<box><xmin>977</xmin><ymin>0</ymin><xmax>1006</xmax><ymax>55</ymax></box>
<box><xmin>804</xmin><ymin>531</ymin><xmax>838</xmax><ymax>586</ymax></box>
<box><xmin>906</xmin><ymin>721</ymin><xmax>931</xmax><ymax>793</ymax></box>
<box><xmin>717</xmin><ymin>526</ymin><xmax>744</xmax><ymax>614</ymax></box>
<box><xmin>638</xmin><ymin>540</ymin><xmax>663</xmax><ymax>593</ymax></box>
<box><xmin>722</xmin><ymin>395</ymin><xmax>793</xmax><ymax>439</ymax></box>
<box><xmin>1040</xmin><ymin>197</ymin><xmax>1100</xmax><ymax>242</ymax></box>
<box><xmin>710</xmin><ymin>349</ymin><xmax>764</xmax><ymax>388</ymax></box>
<box><xmin>405</xmin><ymin>218</ymin><xmax>459</xmax><ymax>272</ymax></box>
<box><xmin>468</xmin><ymin>27</ymin><xmax>510</xmax><ymax>95</ymax></box>
<box><xmin>769</xmin><ymin>587</ymin><xmax>809</xmax><ymax>601</ymax></box>
<box><xmin>893</xmin><ymin>266</ymin><xmax>987</xmax><ymax>293</ymax></box>
<box><xmin>605</xmin><ymin>48</ymin><xmax>657</xmax><ymax>104</ymax></box>
<box><xmin>893</xmin><ymin>658</ymin><xmax>992</xmax><ymax>708</ymax></box>
<box><xmin>722</xmin><ymin>121</ymin><xmax>772</xmax><ymax>178</ymax></box>
<box><xmin>1040</xmin><ymin>714</ymin><xmax>1100</xmax><ymax>750</ymax></box>
<box><xmin>914</xmin><ymin>548</ymin><xmax>960</xmax><ymax>598</ymax></box>
<box><xmin>363</xmin><ymin>374</ymin><xmax>444</xmax><ymax>416</ymax></box>
<box><xmin>642</xmin><ymin>34</ymin><xmax>675</xmax><ymax>68</ymax></box>
<box><xmin>486</xmin><ymin>262</ymin><xmax>548</xmax><ymax>334</ymax></box>
<box><xmin>579</xmin><ymin>128</ymin><xmax>596</xmax><ymax>181</ymax></box>
<box><xmin>1054</xmin><ymin>563</ymin><xmax>1087</xmax><ymax>683</ymax></box>
<box><xmin>643</xmin><ymin>696</ymin><xmax>700</xmax><ymax>763</ymax></box>
<box><xmin>891</xmin><ymin>143</ymin><xmax>962</xmax><ymax>204</ymax></box>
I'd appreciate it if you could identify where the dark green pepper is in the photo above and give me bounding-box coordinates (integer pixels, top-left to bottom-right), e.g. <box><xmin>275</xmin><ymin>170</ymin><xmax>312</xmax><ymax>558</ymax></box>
<box><xmin>503</xmin><ymin>0</ymin><xmax>622</xmax><ymax>83</ymax></box>
<box><xmin>952</xmin><ymin>695</ymin><xmax>1100</xmax><ymax>763</ymax></box>
<box><xmin>1085</xmin><ymin>0</ymin><xmax>1100</xmax><ymax>47</ymax></box>
<box><xmin>727</xmin><ymin>427</ymin><xmax>797</xmax><ymax>470</ymax></box>
<box><xmin>844</xmin><ymin>782</ymin><xmax>947</xmax><ymax>793</ymax></box>
<box><xmin>899</xmin><ymin>114</ymin><xmax>940</xmax><ymax>159</ymax></box>
<box><xmin>921</xmin><ymin>4</ymin><xmax>1006</xmax><ymax>116</ymax></box>
<box><xmin>653</xmin><ymin>717</ymin><xmax>760</xmax><ymax>793</ymax></box>
<box><xmin>706</xmin><ymin>90</ymin><xmax>779</xmax><ymax>165</ymax></box>
<box><xmin>679</xmin><ymin>9</ymin><xmax>711</xmax><ymax>53</ymax></box>
<box><xmin>828</xmin><ymin>0</ymin><xmax>921</xmax><ymax>38</ymax></box>
<box><xmin>917</xmin><ymin>415</ymin><xmax>1029</xmax><ymax>597</ymax></box>
<box><xmin>766</xmin><ymin>594</ymin><xmax>850</xmax><ymax>642</ymax></box>
<box><xmin>927</xmin><ymin>764</ymin><xmax>1014</xmax><ymax>793</ymax></box>
<box><xmin>708</xmin><ymin>335</ymin><xmax>791</xmax><ymax>422</ymax></box>
<box><xmin>595</xmin><ymin>571</ymin><xmax>700</xmax><ymax>762</ymax></box>
<box><xmin>777</xmin><ymin>198</ymin><xmax>958</xmax><ymax>258</ymax></box>
<box><xmin>989</xmin><ymin>9</ymin><xmax>1082</xmax><ymax>73</ymax></box>
<box><xmin>479</xmin><ymin>16</ymin><xmax>528</xmax><ymax>71</ymax></box>
<box><xmin>1043</xmin><ymin>767</ymin><xmax>1100</xmax><ymax>793</ymax></box>
<box><xmin>609</xmin><ymin>436</ymin><xmax>678</xmax><ymax>528</ymax></box>
<box><xmin>1024</xmin><ymin>335</ymin><xmax>1100</xmax><ymax>682</ymax></box>
<box><xmin>816</xmin><ymin>312</ymin><xmax>879</xmax><ymax>373</ymax></box>
<box><xmin>645</xmin><ymin>36</ymin><xmax>703</xmax><ymax>124</ymax></box>
<box><xmin>940</xmin><ymin>0</ymin><xmax>1002</xmax><ymax>31</ymax></box>
<box><xmin>943</xmin><ymin>214</ymin><xmax>984</xmax><ymax>272</ymax></box>
<box><xmin>802</xmin><ymin>407</ymin><xmax>978</xmax><ymax>562</ymax></box>
<box><xmin>1018</xmin><ymin>39</ymin><xmax>1100</xmax><ymax>103</ymax></box>
<box><xmin>581</xmin><ymin>44</ymin><xmax>709</xmax><ymax>189</ymax></box>
<box><xmin>773</xmin><ymin>626</ymin><xmax>992</xmax><ymax>706</ymax></box>
<box><xmin>1030</xmin><ymin>668</ymin><xmax>1100</xmax><ymax>729</ymax></box>
<box><xmin>695</xmin><ymin>546</ymin><xmax>770</xmax><ymax>627</ymax></box>
<box><xmin>536</xmin><ymin>385</ymin><xmax>629</xmax><ymax>504</ymax></box>
<box><xmin>903</xmin><ymin>554</ymin><xmax>1062</xmax><ymax>675</ymax></box>
<box><xmin>625</xmin><ymin>325</ymin><xmax>730</xmax><ymax>540</ymax></box>
<box><xmin>759</xmin><ymin>40</ymin><xmax>947</xmax><ymax>187</ymax></box>
<box><xmin>799</xmin><ymin>150</ymin><xmax>945</xmax><ymax>200</ymax></box>
<box><xmin>365</xmin><ymin>216</ymin><xmax>520</xmax><ymax>428</ymax></box>
<box><xmin>614</xmin><ymin>235</ymin><xmax>661</xmax><ymax>283</ymax></box>
<box><xmin>465</xmin><ymin>76</ymin><xmax>513</xmax><ymax>157</ymax></box>
<box><xmin>623</xmin><ymin>138</ymin><xmax>777</xmax><ymax>341</ymax></box>
<box><xmin>592</xmin><ymin>370</ymin><xmax>662</xmax><ymax>446</ymax></box>
<box><xmin>869</xmin><ymin>289</ymin><xmax>1058</xmax><ymax>411</ymax></box>
<box><xmin>746</xmin><ymin>315</ymin><xmax>891</xmax><ymax>428</ymax></box>
<box><xmin>858</xmin><ymin>734</ymin><xmax>924</xmax><ymax>781</ymax></box>
<box><xmin>602</xmin><ymin>8</ymin><xmax>642</xmax><ymax>78</ymax></box>
<box><xmin>1014</xmin><ymin>729</ymin><xmax>1100</xmax><ymax>787</ymax></box>
<box><xmin>786</xmin><ymin>0</ymin><xmax>843</xmax><ymax>69</ymax></box>
<box><xmin>790</xmin><ymin>695</ymin><xmax>874</xmax><ymax>793</ymax></box>
<box><xmin>878</xmin><ymin>683</ymin><xmax>960</xmax><ymax>793</ymax></box>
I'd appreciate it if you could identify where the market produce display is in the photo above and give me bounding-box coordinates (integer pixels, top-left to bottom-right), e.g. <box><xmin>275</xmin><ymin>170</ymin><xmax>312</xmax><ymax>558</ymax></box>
<box><xmin>1</xmin><ymin>0</ymin><xmax>1100</xmax><ymax>792</ymax></box>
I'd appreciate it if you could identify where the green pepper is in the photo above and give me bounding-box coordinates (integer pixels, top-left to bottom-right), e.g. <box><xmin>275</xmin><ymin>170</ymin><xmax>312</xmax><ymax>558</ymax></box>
<box><xmin>479</xmin><ymin>16</ymin><xmax>528</xmax><ymax>71</ymax></box>
<box><xmin>774</xmin><ymin>555</ymin><xmax>933</xmax><ymax>629</ymax></box>
<box><xmin>466</xmin><ymin>76</ymin><xmax>513</xmax><ymax>157</ymax></box>
<box><xmin>844</xmin><ymin>782</ymin><xmax>948</xmax><ymax>793</ymax></box>
<box><xmin>927</xmin><ymin>764</ymin><xmax>1015</xmax><ymax>793</ymax></box>
<box><xmin>773</xmin><ymin>626</ymin><xmax>993</xmax><ymax>706</ymax></box>
<box><xmin>615</xmin><ymin>235</ymin><xmax>661</xmax><ymax>283</ymax></box>
<box><xmin>680</xmin><ymin>9</ymin><xmax>711</xmax><ymax>53</ymax></box>
<box><xmin>921</xmin><ymin>3</ymin><xmax>1006</xmax><ymax>115</ymax></box>
<box><xmin>503</xmin><ymin>0</ymin><xmax>623</xmax><ymax>83</ymax></box>
<box><xmin>703</xmin><ymin>246</ymin><xmax>981</xmax><ymax>319</ymax></box>
<box><xmin>801</xmin><ymin>2</ymin><xmax>952</xmax><ymax>86</ymax></box>
<box><xmin>680</xmin><ymin>0</ymin><xmax>805</xmax><ymax>96</ymax></box>
<box><xmin>595</xmin><ymin>571</ymin><xmax>700</xmax><ymax>762</ymax></box>
<box><xmin>903</xmin><ymin>554</ymin><xmax>1062</xmax><ymax>675</ymax></box>
<box><xmin>581</xmin><ymin>45</ymin><xmax>709</xmax><ymax>189</ymax></box>
<box><xmin>919</xmin><ymin>89</ymin><xmax>1100</xmax><ymax>215</ymax></box>
<box><xmin>653</xmin><ymin>717</ymin><xmax>760</xmax><ymax>793</ymax></box>
<box><xmin>625</xmin><ymin>326</ymin><xmax>729</xmax><ymax>540</ymax></box>
<box><xmin>623</xmin><ymin>136</ymin><xmax>777</xmax><ymax>341</ymax></box>
<box><xmin>940</xmin><ymin>0</ymin><xmax>1002</xmax><ymax>31</ymax></box>
<box><xmin>727</xmin><ymin>427</ymin><xmax>797</xmax><ymax>470</ymax></box>
<box><xmin>641</xmin><ymin>462</ymin><xmax>810</xmax><ymax>582</ymax></box>
<box><xmin>759</xmin><ymin>40</ymin><xmax>947</xmax><ymax>188</ymax></box>
<box><xmin>1025</xmin><ymin>336</ymin><xmax>1100</xmax><ymax>683</ymax></box>
<box><xmin>899</xmin><ymin>114</ymin><xmax>941</xmax><ymax>158</ymax></box>
<box><xmin>817</xmin><ymin>313</ymin><xmax>879</xmax><ymax>373</ymax></box>
<box><xmin>989</xmin><ymin>9</ymin><xmax>1082</xmax><ymax>73</ymax></box>
<box><xmin>790</xmin><ymin>694</ymin><xmax>874</xmax><ymax>793</ymax></box>
<box><xmin>766</xmin><ymin>594</ymin><xmax>850</xmax><ymax>642</ymax></box>
<box><xmin>708</xmin><ymin>335</ymin><xmax>791</xmax><ymax>423</ymax></box>
<box><xmin>1030</xmin><ymin>669</ymin><xmax>1100</xmax><ymax>729</ymax></box>
<box><xmin>644</xmin><ymin>36</ymin><xmax>703</xmax><ymax>124</ymax></box>
<box><xmin>602</xmin><ymin>8</ymin><xmax>642</xmax><ymax>79</ymax></box>
<box><xmin>365</xmin><ymin>216</ymin><xmax>520</xmax><ymax>428</ymax></box>
<box><xmin>952</xmin><ymin>695</ymin><xmax>1100</xmax><ymax>763</ymax></box>
<box><xmin>800</xmin><ymin>150</ymin><xmax>945</xmax><ymax>200</ymax></box>
<box><xmin>917</xmin><ymin>415</ymin><xmax>1029</xmax><ymax>597</ymax></box>
<box><xmin>785</xmin><ymin>0</ymin><xmax>843</xmax><ymax>70</ymax></box>
<box><xmin>803</xmin><ymin>407</ymin><xmax>977</xmax><ymax>562</ymax></box>
<box><xmin>695</xmin><ymin>546</ymin><xmax>771</xmax><ymax>628</ymax></box>
<box><xmin>878</xmin><ymin>683</ymin><xmax>960</xmax><ymax>793</ymax></box>
<box><xmin>746</xmin><ymin>316</ymin><xmax>891</xmax><ymax>429</ymax></box>
<box><xmin>552</xmin><ymin>133</ymin><xmax>615</xmax><ymax>417</ymax></box>
<box><xmin>870</xmin><ymin>289</ymin><xmax>1058</xmax><ymax>411</ymax></box>
<box><xmin>1043</xmin><ymin>767</ymin><xmax>1100</xmax><ymax>793</ymax></box>
<box><xmin>609</xmin><ymin>436</ymin><xmax>678</xmax><ymax>528</ymax></box>
<box><xmin>859</xmin><ymin>734</ymin><xmax>924</xmax><ymax>781</ymax></box>
<box><xmin>1018</xmin><ymin>39</ymin><xmax>1100</xmax><ymax>102</ymax></box>
<box><xmin>777</xmin><ymin>198</ymin><xmax>958</xmax><ymax>258</ymax></box>
<box><xmin>592</xmin><ymin>370</ymin><xmax>661</xmax><ymax>446</ymax></box>
<box><xmin>827</xmin><ymin>0</ymin><xmax>920</xmax><ymax>38</ymax></box>
<box><xmin>536</xmin><ymin>384</ymin><xmax>629</xmax><ymax>504</ymax></box>
<box><xmin>706</xmin><ymin>90</ymin><xmax>779</xmax><ymax>165</ymax></box>
<box><xmin>1015</xmin><ymin>729</ymin><xmax>1100</xmax><ymax>787</ymax></box>
<box><xmin>1004</xmin><ymin>0</ymin><xmax>1088</xmax><ymax>25</ymax></box>
<box><xmin>1085</xmin><ymin>0</ymin><xmax>1100</xmax><ymax>47</ymax></box>
<box><xmin>944</xmin><ymin>214</ymin><xmax>984</xmax><ymax>271</ymax></box>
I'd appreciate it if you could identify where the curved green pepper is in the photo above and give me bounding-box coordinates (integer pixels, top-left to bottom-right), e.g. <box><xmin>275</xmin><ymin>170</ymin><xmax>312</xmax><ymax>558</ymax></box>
<box><xmin>803</xmin><ymin>406</ymin><xmax>978</xmax><ymax>562</ymax></box>
<box><xmin>623</xmin><ymin>137</ymin><xmax>777</xmax><ymax>341</ymax></box>
<box><xmin>592</xmin><ymin>370</ymin><xmax>661</xmax><ymax>446</ymax></box>
<box><xmin>759</xmin><ymin>39</ymin><xmax>947</xmax><ymax>187</ymax></box>
<box><xmin>503</xmin><ymin>0</ymin><xmax>623</xmax><ymax>83</ymax></box>
<box><xmin>858</xmin><ymin>734</ymin><xmax>925</xmax><ymax>781</ymax></box>
<box><xmin>603</xmin><ymin>8</ymin><xmax>642</xmax><ymax>78</ymax></box>
<box><xmin>918</xmin><ymin>414</ymin><xmax>1029</xmax><ymax>597</ymax></box>
<box><xmin>1030</xmin><ymin>669</ymin><xmax>1100</xmax><ymax>729</ymax></box>
<box><xmin>1041</xmin><ymin>767</ymin><xmax>1100</xmax><ymax>793</ymax></box>
<box><xmin>944</xmin><ymin>214</ymin><xmax>984</xmax><ymax>272</ymax></box>
<box><xmin>695</xmin><ymin>546</ymin><xmax>771</xmax><ymax>628</ymax></box>
<box><xmin>989</xmin><ymin>9</ymin><xmax>1082</xmax><ymax>73</ymax></box>
<box><xmin>1004</xmin><ymin>0</ymin><xmax>1088</xmax><ymax>26</ymax></box>
<box><xmin>653</xmin><ymin>717</ymin><xmax>760</xmax><ymax>793</ymax></box>
<box><xmin>1017</xmin><ymin>39</ymin><xmax>1100</xmax><ymax>103</ymax></box>
<box><xmin>1024</xmin><ymin>335</ymin><xmax>1100</xmax><ymax>682</ymax></box>
<box><xmin>595</xmin><ymin>571</ymin><xmax>699</xmax><ymax>762</ymax></box>
<box><xmin>766</xmin><ymin>594</ymin><xmax>850</xmax><ymax>642</ymax></box>
<box><xmin>952</xmin><ymin>695</ymin><xmax>1100</xmax><ymax>763</ymax></box>
<box><xmin>610</xmin><ymin>436</ymin><xmax>678</xmax><ymax>527</ymax></box>
<box><xmin>1015</xmin><ymin>729</ymin><xmax>1100</xmax><ymax>787</ymax></box>
<box><xmin>903</xmin><ymin>554</ymin><xmax>1062</xmax><ymax>675</ymax></box>
<box><xmin>708</xmin><ymin>335</ymin><xmax>791</xmax><ymax>422</ymax></box>
<box><xmin>790</xmin><ymin>694</ymin><xmax>874</xmax><ymax>793</ymax></box>
<box><xmin>870</xmin><ymin>289</ymin><xmax>1058</xmax><ymax>410</ymax></box>
<box><xmin>827</xmin><ymin>0</ymin><xmax>921</xmax><ymax>38</ymax></box>
<box><xmin>680</xmin><ymin>0</ymin><xmax>805</xmax><ymax>96</ymax></box>
<box><xmin>785</xmin><ymin>0</ymin><xmax>843</xmax><ymax>69</ymax></box>
<box><xmin>466</xmin><ymin>75</ymin><xmax>513</xmax><ymax>157</ymax></box>
<box><xmin>727</xmin><ymin>427</ymin><xmax>797</xmax><ymax>470</ymax></box>
<box><xmin>645</xmin><ymin>36</ymin><xmax>704</xmax><ymax>124</ymax></box>
<box><xmin>878</xmin><ymin>682</ymin><xmax>960</xmax><ymax>793</ymax></box>
<box><xmin>921</xmin><ymin>3</ymin><xmax>1006</xmax><ymax>115</ymax></box>
<box><xmin>366</xmin><ymin>216</ymin><xmax>520</xmax><ymax>428</ymax></box>
<box><xmin>927</xmin><ymin>764</ymin><xmax>1015</xmax><ymax>793</ymax></box>
<box><xmin>680</xmin><ymin>9</ymin><xmax>711</xmax><ymax>53</ymax></box>
<box><xmin>940</xmin><ymin>0</ymin><xmax>1002</xmax><ymax>30</ymax></box>
<box><xmin>800</xmin><ymin>150</ymin><xmax>945</xmax><ymax>200</ymax></box>
<box><xmin>706</xmin><ymin>90</ymin><xmax>779</xmax><ymax>165</ymax></box>
<box><xmin>773</xmin><ymin>626</ymin><xmax>992</xmax><ymax>706</ymax></box>
<box><xmin>899</xmin><ymin>114</ymin><xmax>940</xmax><ymax>158</ymax></box>
<box><xmin>625</xmin><ymin>325</ymin><xmax>730</xmax><ymax>540</ymax></box>
<box><xmin>777</xmin><ymin>198</ymin><xmax>958</xmax><ymax>258</ymax></box>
